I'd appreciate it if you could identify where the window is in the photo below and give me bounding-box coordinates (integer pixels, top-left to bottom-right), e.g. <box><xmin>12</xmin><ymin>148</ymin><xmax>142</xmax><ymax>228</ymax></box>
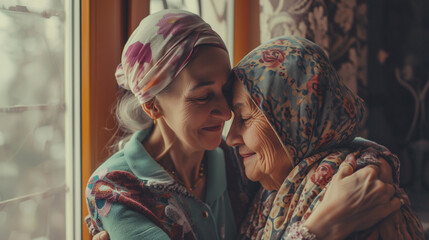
<box><xmin>0</xmin><ymin>0</ymin><xmax>79</xmax><ymax>239</ymax></box>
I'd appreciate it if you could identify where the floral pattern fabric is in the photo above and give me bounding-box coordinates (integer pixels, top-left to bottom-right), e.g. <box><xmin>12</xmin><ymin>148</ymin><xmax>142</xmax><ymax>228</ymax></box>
<box><xmin>86</xmin><ymin>169</ymin><xmax>186</xmax><ymax>238</ymax></box>
<box><xmin>233</xmin><ymin>36</ymin><xmax>424</xmax><ymax>239</ymax></box>
<box><xmin>115</xmin><ymin>9</ymin><xmax>227</xmax><ymax>103</ymax></box>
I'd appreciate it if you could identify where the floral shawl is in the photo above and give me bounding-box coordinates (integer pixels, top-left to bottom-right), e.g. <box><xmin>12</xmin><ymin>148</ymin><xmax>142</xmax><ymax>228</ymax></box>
<box><xmin>233</xmin><ymin>36</ymin><xmax>424</xmax><ymax>239</ymax></box>
<box><xmin>115</xmin><ymin>9</ymin><xmax>226</xmax><ymax>103</ymax></box>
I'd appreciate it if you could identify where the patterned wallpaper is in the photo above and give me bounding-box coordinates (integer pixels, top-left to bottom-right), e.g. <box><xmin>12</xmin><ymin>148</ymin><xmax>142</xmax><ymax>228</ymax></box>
<box><xmin>259</xmin><ymin>0</ymin><xmax>368</xmax><ymax>98</ymax></box>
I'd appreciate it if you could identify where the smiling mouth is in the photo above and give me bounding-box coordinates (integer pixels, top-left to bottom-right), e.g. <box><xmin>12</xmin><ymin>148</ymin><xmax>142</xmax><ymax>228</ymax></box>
<box><xmin>202</xmin><ymin>124</ymin><xmax>223</xmax><ymax>132</ymax></box>
<box><xmin>240</xmin><ymin>153</ymin><xmax>256</xmax><ymax>162</ymax></box>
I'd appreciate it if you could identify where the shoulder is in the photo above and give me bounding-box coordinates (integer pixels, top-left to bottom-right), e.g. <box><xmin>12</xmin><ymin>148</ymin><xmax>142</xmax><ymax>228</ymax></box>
<box><xmin>85</xmin><ymin>149</ymin><xmax>130</xmax><ymax>193</ymax></box>
<box><xmin>86</xmin><ymin>129</ymin><xmax>155</xmax><ymax>193</ymax></box>
<box><xmin>85</xmin><ymin>149</ymin><xmax>147</xmax><ymax>211</ymax></box>
<box><xmin>85</xmin><ymin>152</ymin><xmax>162</xmax><ymax>230</ymax></box>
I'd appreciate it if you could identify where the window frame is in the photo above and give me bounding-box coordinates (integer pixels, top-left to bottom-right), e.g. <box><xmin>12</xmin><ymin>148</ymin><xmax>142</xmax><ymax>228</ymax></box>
<box><xmin>65</xmin><ymin>0</ymin><xmax>82</xmax><ymax>239</ymax></box>
<box><xmin>80</xmin><ymin>1</ymin><xmax>150</xmax><ymax>239</ymax></box>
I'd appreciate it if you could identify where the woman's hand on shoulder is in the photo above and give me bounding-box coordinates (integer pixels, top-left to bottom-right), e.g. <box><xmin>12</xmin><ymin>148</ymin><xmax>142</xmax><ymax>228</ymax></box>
<box><xmin>303</xmin><ymin>154</ymin><xmax>402</xmax><ymax>240</ymax></box>
<box><xmin>93</xmin><ymin>231</ymin><xmax>109</xmax><ymax>240</ymax></box>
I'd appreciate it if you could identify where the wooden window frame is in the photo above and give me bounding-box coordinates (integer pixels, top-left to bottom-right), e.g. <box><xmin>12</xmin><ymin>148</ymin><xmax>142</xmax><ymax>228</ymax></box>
<box><xmin>233</xmin><ymin>0</ymin><xmax>260</xmax><ymax>65</ymax></box>
<box><xmin>81</xmin><ymin>1</ymin><xmax>149</xmax><ymax>239</ymax></box>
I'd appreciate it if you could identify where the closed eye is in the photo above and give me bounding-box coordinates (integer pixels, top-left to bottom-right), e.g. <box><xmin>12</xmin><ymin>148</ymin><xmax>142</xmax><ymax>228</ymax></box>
<box><xmin>239</xmin><ymin>115</ymin><xmax>251</xmax><ymax>124</ymax></box>
<box><xmin>194</xmin><ymin>92</ymin><xmax>213</xmax><ymax>102</ymax></box>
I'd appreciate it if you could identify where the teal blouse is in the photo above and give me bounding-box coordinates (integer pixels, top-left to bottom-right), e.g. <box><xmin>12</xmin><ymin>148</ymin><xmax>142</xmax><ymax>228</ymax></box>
<box><xmin>85</xmin><ymin>128</ymin><xmax>239</xmax><ymax>240</ymax></box>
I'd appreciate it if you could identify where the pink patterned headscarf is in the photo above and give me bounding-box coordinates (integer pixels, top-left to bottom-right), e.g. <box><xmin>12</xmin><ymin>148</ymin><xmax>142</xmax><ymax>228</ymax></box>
<box><xmin>115</xmin><ymin>9</ymin><xmax>227</xmax><ymax>103</ymax></box>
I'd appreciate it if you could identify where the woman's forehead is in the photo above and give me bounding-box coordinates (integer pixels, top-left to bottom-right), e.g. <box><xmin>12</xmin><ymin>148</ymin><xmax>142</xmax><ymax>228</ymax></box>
<box><xmin>187</xmin><ymin>46</ymin><xmax>230</xmax><ymax>73</ymax></box>
<box><xmin>169</xmin><ymin>48</ymin><xmax>229</xmax><ymax>91</ymax></box>
<box><xmin>232</xmin><ymin>82</ymin><xmax>255</xmax><ymax>112</ymax></box>
<box><xmin>184</xmin><ymin>49</ymin><xmax>230</xmax><ymax>82</ymax></box>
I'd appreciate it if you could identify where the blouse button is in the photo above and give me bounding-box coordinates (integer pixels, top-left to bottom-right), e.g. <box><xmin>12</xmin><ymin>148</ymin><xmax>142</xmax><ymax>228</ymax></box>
<box><xmin>202</xmin><ymin>211</ymin><xmax>209</xmax><ymax>218</ymax></box>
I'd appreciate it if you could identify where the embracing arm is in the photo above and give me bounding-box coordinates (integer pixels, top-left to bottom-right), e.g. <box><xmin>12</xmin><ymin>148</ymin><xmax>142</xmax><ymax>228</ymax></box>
<box><xmin>90</xmin><ymin>210</ymin><xmax>170</xmax><ymax>240</ymax></box>
<box><xmin>93</xmin><ymin>156</ymin><xmax>420</xmax><ymax>240</ymax></box>
<box><xmin>301</xmin><ymin>156</ymin><xmax>401</xmax><ymax>240</ymax></box>
<box><xmin>92</xmin><ymin>203</ymin><xmax>170</xmax><ymax>240</ymax></box>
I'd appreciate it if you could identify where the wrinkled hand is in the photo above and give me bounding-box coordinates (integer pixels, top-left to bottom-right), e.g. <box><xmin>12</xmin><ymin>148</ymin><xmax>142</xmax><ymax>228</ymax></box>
<box><xmin>92</xmin><ymin>231</ymin><xmax>109</xmax><ymax>240</ymax></box>
<box><xmin>304</xmin><ymin>153</ymin><xmax>403</xmax><ymax>240</ymax></box>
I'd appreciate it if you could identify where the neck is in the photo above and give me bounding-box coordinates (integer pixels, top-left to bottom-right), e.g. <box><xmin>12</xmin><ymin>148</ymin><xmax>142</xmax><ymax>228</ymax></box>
<box><xmin>143</xmin><ymin>119</ymin><xmax>206</xmax><ymax>192</ymax></box>
<box><xmin>259</xmin><ymin>174</ymin><xmax>284</xmax><ymax>191</ymax></box>
<box><xmin>260</xmin><ymin>157</ymin><xmax>293</xmax><ymax>191</ymax></box>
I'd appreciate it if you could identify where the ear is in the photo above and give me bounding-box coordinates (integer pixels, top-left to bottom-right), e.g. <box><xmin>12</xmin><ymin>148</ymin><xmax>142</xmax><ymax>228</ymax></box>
<box><xmin>142</xmin><ymin>99</ymin><xmax>162</xmax><ymax>120</ymax></box>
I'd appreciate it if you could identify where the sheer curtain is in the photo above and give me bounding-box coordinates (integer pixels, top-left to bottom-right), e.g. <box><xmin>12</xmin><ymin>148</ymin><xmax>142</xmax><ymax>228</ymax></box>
<box><xmin>0</xmin><ymin>0</ymin><xmax>74</xmax><ymax>239</ymax></box>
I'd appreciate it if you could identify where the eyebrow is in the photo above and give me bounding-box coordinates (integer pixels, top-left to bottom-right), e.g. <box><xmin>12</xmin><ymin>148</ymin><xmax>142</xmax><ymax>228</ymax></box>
<box><xmin>190</xmin><ymin>81</ymin><xmax>215</xmax><ymax>91</ymax></box>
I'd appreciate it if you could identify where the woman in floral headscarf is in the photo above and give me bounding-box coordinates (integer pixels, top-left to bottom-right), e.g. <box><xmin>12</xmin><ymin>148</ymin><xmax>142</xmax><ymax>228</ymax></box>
<box><xmin>85</xmin><ymin>9</ymin><xmax>245</xmax><ymax>240</ymax></box>
<box><xmin>87</xmin><ymin>9</ymin><xmax>408</xmax><ymax>240</ymax></box>
<box><xmin>228</xmin><ymin>36</ymin><xmax>424</xmax><ymax>239</ymax></box>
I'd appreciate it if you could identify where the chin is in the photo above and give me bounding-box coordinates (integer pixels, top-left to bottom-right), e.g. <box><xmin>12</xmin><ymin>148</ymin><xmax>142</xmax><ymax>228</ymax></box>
<box><xmin>201</xmin><ymin>135</ymin><xmax>222</xmax><ymax>150</ymax></box>
<box><xmin>202</xmin><ymin>137</ymin><xmax>223</xmax><ymax>150</ymax></box>
<box><xmin>244</xmin><ymin>170</ymin><xmax>259</xmax><ymax>182</ymax></box>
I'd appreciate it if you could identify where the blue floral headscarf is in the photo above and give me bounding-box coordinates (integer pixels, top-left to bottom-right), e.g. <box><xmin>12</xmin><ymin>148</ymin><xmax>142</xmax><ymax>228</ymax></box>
<box><xmin>234</xmin><ymin>36</ymin><xmax>366</xmax><ymax>166</ymax></box>
<box><xmin>233</xmin><ymin>36</ymin><xmax>424</xmax><ymax>240</ymax></box>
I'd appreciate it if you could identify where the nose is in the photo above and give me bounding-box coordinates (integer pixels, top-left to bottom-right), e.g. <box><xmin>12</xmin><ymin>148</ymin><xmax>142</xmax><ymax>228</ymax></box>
<box><xmin>211</xmin><ymin>94</ymin><xmax>232</xmax><ymax>121</ymax></box>
<box><xmin>226</xmin><ymin>115</ymin><xmax>243</xmax><ymax>147</ymax></box>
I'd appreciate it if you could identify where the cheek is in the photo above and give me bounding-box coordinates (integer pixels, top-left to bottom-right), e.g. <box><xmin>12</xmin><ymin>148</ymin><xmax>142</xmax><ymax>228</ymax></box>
<box><xmin>182</xmin><ymin>104</ymin><xmax>208</xmax><ymax>124</ymax></box>
<box><xmin>162</xmin><ymin>102</ymin><xmax>197</xmax><ymax>132</ymax></box>
<box><xmin>182</xmin><ymin>108</ymin><xmax>198</xmax><ymax>125</ymax></box>
<box><xmin>251</xmin><ymin>119</ymin><xmax>279</xmax><ymax>174</ymax></box>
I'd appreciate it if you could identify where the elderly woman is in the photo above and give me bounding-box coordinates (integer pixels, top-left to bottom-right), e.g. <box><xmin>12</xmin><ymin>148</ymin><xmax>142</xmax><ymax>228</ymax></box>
<box><xmin>86</xmin><ymin>10</ymin><xmax>404</xmax><ymax>240</ymax></box>
<box><xmin>227</xmin><ymin>36</ymin><xmax>424</xmax><ymax>239</ymax></box>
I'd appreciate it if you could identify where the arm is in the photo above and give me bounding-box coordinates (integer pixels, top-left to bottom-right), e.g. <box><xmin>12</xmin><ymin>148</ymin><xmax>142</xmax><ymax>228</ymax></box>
<box><xmin>93</xmin><ymin>232</ymin><xmax>109</xmax><ymax>240</ymax></box>
<box><xmin>86</xmin><ymin>170</ymin><xmax>171</xmax><ymax>240</ymax></box>
<box><xmin>98</xmin><ymin>203</ymin><xmax>170</xmax><ymax>240</ymax></box>
<box><xmin>91</xmin><ymin>204</ymin><xmax>170</xmax><ymax>240</ymax></box>
<box><xmin>301</xmin><ymin>155</ymin><xmax>402</xmax><ymax>240</ymax></box>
